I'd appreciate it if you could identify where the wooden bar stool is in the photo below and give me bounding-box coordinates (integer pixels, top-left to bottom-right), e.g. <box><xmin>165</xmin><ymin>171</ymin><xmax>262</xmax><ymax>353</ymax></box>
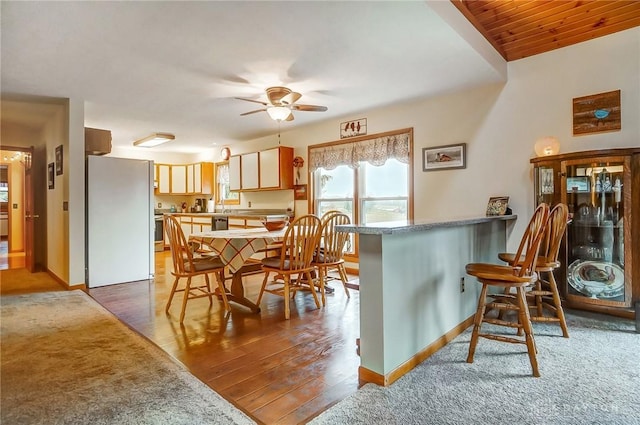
<box><xmin>465</xmin><ymin>203</ymin><xmax>549</xmax><ymax>377</ymax></box>
<box><xmin>499</xmin><ymin>203</ymin><xmax>570</xmax><ymax>337</ymax></box>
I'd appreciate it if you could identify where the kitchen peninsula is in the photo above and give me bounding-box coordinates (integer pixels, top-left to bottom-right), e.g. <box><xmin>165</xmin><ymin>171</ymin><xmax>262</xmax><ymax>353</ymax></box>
<box><xmin>336</xmin><ymin>214</ymin><xmax>517</xmax><ymax>386</ymax></box>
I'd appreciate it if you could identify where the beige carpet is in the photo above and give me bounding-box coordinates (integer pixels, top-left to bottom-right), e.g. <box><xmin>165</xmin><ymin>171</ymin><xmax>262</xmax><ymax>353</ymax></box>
<box><xmin>1</xmin><ymin>289</ymin><xmax>256</xmax><ymax>425</ymax></box>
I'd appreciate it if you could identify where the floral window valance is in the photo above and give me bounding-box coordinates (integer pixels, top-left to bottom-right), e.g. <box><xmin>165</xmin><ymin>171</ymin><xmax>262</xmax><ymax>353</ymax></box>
<box><xmin>309</xmin><ymin>131</ymin><xmax>411</xmax><ymax>171</ymax></box>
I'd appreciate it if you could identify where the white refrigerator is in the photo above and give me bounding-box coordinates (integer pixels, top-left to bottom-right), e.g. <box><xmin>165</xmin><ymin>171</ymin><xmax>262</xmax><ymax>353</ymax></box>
<box><xmin>86</xmin><ymin>155</ymin><xmax>154</xmax><ymax>287</ymax></box>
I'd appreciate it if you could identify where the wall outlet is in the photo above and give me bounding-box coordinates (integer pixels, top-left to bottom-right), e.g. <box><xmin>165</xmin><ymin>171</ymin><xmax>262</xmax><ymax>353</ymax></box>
<box><xmin>460</xmin><ymin>277</ymin><xmax>465</xmax><ymax>293</ymax></box>
<box><xmin>157</xmin><ymin>202</ymin><xmax>162</xmax><ymax>208</ymax></box>
<box><xmin>248</xmin><ymin>201</ymin><xmax>252</xmax><ymax>208</ymax></box>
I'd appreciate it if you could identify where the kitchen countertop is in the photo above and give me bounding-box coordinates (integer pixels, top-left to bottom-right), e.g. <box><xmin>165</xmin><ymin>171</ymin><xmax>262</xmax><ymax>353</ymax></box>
<box><xmin>157</xmin><ymin>209</ymin><xmax>293</xmax><ymax>219</ymax></box>
<box><xmin>336</xmin><ymin>214</ymin><xmax>517</xmax><ymax>235</ymax></box>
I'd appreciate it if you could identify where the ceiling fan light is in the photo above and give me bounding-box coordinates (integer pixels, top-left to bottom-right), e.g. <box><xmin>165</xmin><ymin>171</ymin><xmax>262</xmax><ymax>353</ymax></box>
<box><xmin>133</xmin><ymin>132</ymin><xmax>175</xmax><ymax>147</ymax></box>
<box><xmin>267</xmin><ymin>106</ymin><xmax>292</xmax><ymax>121</ymax></box>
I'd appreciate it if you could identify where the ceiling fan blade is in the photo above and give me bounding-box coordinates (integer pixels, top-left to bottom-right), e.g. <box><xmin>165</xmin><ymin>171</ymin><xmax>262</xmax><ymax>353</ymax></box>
<box><xmin>235</xmin><ymin>97</ymin><xmax>268</xmax><ymax>106</ymax></box>
<box><xmin>240</xmin><ymin>108</ymin><xmax>267</xmax><ymax>116</ymax></box>
<box><xmin>280</xmin><ymin>92</ymin><xmax>302</xmax><ymax>106</ymax></box>
<box><xmin>290</xmin><ymin>104</ymin><xmax>328</xmax><ymax>112</ymax></box>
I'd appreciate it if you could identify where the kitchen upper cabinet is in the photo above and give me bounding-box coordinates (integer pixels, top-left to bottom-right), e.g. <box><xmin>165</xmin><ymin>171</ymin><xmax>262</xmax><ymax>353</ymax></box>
<box><xmin>229</xmin><ymin>156</ymin><xmax>241</xmax><ymax>191</ymax></box>
<box><xmin>228</xmin><ymin>146</ymin><xmax>294</xmax><ymax>191</ymax></box>
<box><xmin>186</xmin><ymin>162</ymin><xmax>213</xmax><ymax>194</ymax></box>
<box><xmin>157</xmin><ymin>164</ymin><xmax>170</xmax><ymax>194</ymax></box>
<box><xmin>259</xmin><ymin>147</ymin><xmax>293</xmax><ymax>190</ymax></box>
<box><xmin>241</xmin><ymin>152</ymin><xmax>259</xmax><ymax>190</ymax></box>
<box><xmin>171</xmin><ymin>165</ymin><xmax>187</xmax><ymax>194</ymax></box>
<box><xmin>156</xmin><ymin>162</ymin><xmax>213</xmax><ymax>195</ymax></box>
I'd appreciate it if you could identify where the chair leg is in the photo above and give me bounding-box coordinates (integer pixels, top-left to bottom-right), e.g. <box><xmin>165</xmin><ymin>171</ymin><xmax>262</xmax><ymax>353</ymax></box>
<box><xmin>317</xmin><ymin>267</ymin><xmax>326</xmax><ymax>307</ymax></box>
<box><xmin>257</xmin><ymin>271</ymin><xmax>270</xmax><ymax>306</ymax></box>
<box><xmin>214</xmin><ymin>271</ymin><xmax>230</xmax><ymax>312</ymax></box>
<box><xmin>338</xmin><ymin>264</ymin><xmax>351</xmax><ymax>298</ymax></box>
<box><xmin>179</xmin><ymin>277</ymin><xmax>193</xmax><ymax>323</ymax></box>
<box><xmin>204</xmin><ymin>273</ymin><xmax>213</xmax><ymax>307</ymax></box>
<box><xmin>535</xmin><ymin>277</ymin><xmax>544</xmax><ymax>318</ymax></box>
<box><xmin>284</xmin><ymin>275</ymin><xmax>291</xmax><ymax>320</ymax></box>
<box><xmin>166</xmin><ymin>276</ymin><xmax>180</xmax><ymax>313</ymax></box>
<box><xmin>467</xmin><ymin>283</ymin><xmax>489</xmax><ymax>364</ymax></box>
<box><xmin>548</xmin><ymin>272</ymin><xmax>569</xmax><ymax>338</ymax></box>
<box><xmin>517</xmin><ymin>287</ymin><xmax>540</xmax><ymax>377</ymax></box>
<box><xmin>306</xmin><ymin>270</ymin><xmax>320</xmax><ymax>308</ymax></box>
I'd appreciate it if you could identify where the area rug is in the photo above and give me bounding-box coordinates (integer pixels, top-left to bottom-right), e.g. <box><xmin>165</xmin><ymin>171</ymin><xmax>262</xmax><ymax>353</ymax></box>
<box><xmin>309</xmin><ymin>310</ymin><xmax>640</xmax><ymax>425</ymax></box>
<box><xmin>1</xmin><ymin>290</ymin><xmax>255</xmax><ymax>425</ymax></box>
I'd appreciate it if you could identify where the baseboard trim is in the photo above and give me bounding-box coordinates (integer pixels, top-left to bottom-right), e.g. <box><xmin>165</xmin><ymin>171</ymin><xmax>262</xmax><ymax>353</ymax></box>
<box><xmin>47</xmin><ymin>269</ymin><xmax>86</xmax><ymax>291</ymax></box>
<box><xmin>358</xmin><ymin>315</ymin><xmax>475</xmax><ymax>386</ymax></box>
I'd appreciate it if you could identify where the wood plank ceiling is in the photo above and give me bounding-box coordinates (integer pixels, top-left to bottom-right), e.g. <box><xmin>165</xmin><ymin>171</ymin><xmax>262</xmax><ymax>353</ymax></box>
<box><xmin>451</xmin><ymin>0</ymin><xmax>640</xmax><ymax>61</ymax></box>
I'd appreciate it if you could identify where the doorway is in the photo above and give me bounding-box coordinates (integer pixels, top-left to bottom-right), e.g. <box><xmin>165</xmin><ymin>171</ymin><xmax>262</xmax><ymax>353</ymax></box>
<box><xmin>0</xmin><ymin>149</ymin><xmax>32</xmax><ymax>270</ymax></box>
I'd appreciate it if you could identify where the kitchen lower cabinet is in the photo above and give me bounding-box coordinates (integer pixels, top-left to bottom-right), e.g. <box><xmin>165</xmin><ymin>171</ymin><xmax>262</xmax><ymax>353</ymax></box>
<box><xmin>531</xmin><ymin>148</ymin><xmax>639</xmax><ymax>327</ymax></box>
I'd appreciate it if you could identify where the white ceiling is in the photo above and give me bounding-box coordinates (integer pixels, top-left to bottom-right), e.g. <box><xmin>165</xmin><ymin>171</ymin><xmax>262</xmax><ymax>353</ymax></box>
<box><xmin>1</xmin><ymin>1</ymin><xmax>505</xmax><ymax>154</ymax></box>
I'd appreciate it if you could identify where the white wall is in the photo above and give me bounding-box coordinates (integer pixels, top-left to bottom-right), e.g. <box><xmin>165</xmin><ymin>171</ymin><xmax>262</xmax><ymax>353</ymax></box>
<box><xmin>219</xmin><ymin>28</ymin><xmax>640</xmax><ymax>251</ymax></box>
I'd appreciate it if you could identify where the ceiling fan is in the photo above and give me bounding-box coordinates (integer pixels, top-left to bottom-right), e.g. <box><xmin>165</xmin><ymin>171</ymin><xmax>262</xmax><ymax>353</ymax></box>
<box><xmin>236</xmin><ymin>86</ymin><xmax>327</xmax><ymax>121</ymax></box>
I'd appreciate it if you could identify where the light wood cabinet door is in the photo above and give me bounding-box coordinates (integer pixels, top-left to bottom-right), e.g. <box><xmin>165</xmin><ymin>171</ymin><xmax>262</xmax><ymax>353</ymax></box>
<box><xmin>229</xmin><ymin>156</ymin><xmax>241</xmax><ymax>191</ymax></box>
<box><xmin>259</xmin><ymin>146</ymin><xmax>294</xmax><ymax>190</ymax></box>
<box><xmin>241</xmin><ymin>152</ymin><xmax>259</xmax><ymax>190</ymax></box>
<box><xmin>171</xmin><ymin>165</ymin><xmax>187</xmax><ymax>194</ymax></box>
<box><xmin>157</xmin><ymin>164</ymin><xmax>170</xmax><ymax>194</ymax></box>
<box><xmin>187</xmin><ymin>164</ymin><xmax>195</xmax><ymax>193</ymax></box>
<box><xmin>193</xmin><ymin>163</ymin><xmax>202</xmax><ymax>193</ymax></box>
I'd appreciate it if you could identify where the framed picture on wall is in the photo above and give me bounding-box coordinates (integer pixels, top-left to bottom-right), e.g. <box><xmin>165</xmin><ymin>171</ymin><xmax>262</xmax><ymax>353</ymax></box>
<box><xmin>486</xmin><ymin>196</ymin><xmax>509</xmax><ymax>216</ymax></box>
<box><xmin>55</xmin><ymin>145</ymin><xmax>63</xmax><ymax>176</ymax></box>
<box><xmin>422</xmin><ymin>143</ymin><xmax>466</xmax><ymax>171</ymax></box>
<box><xmin>48</xmin><ymin>163</ymin><xmax>55</xmax><ymax>189</ymax></box>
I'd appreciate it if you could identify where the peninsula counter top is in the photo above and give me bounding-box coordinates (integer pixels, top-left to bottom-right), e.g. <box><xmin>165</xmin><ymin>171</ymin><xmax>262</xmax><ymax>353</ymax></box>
<box><xmin>336</xmin><ymin>214</ymin><xmax>517</xmax><ymax>235</ymax></box>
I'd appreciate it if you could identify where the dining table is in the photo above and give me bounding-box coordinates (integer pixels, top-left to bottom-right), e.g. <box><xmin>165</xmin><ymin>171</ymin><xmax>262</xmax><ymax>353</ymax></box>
<box><xmin>189</xmin><ymin>227</ymin><xmax>286</xmax><ymax>313</ymax></box>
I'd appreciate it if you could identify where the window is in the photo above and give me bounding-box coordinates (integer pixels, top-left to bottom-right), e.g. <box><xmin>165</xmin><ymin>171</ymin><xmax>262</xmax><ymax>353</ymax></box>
<box><xmin>310</xmin><ymin>129</ymin><xmax>413</xmax><ymax>257</ymax></box>
<box><xmin>215</xmin><ymin>162</ymin><xmax>239</xmax><ymax>206</ymax></box>
<box><xmin>360</xmin><ymin>159</ymin><xmax>408</xmax><ymax>224</ymax></box>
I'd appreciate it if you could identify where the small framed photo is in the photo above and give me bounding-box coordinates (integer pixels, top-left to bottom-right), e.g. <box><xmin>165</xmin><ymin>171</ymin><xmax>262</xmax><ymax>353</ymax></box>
<box><xmin>486</xmin><ymin>196</ymin><xmax>509</xmax><ymax>216</ymax></box>
<box><xmin>294</xmin><ymin>184</ymin><xmax>308</xmax><ymax>200</ymax></box>
<box><xmin>55</xmin><ymin>145</ymin><xmax>63</xmax><ymax>176</ymax></box>
<box><xmin>48</xmin><ymin>163</ymin><xmax>55</xmax><ymax>189</ymax></box>
<box><xmin>340</xmin><ymin>118</ymin><xmax>367</xmax><ymax>139</ymax></box>
<box><xmin>422</xmin><ymin>143</ymin><xmax>466</xmax><ymax>171</ymax></box>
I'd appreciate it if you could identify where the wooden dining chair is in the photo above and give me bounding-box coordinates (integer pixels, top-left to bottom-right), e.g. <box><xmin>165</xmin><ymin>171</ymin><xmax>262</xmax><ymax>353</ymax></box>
<box><xmin>498</xmin><ymin>203</ymin><xmax>570</xmax><ymax>337</ymax></box>
<box><xmin>311</xmin><ymin>211</ymin><xmax>351</xmax><ymax>306</ymax></box>
<box><xmin>257</xmin><ymin>214</ymin><xmax>322</xmax><ymax>319</ymax></box>
<box><xmin>465</xmin><ymin>203</ymin><xmax>549</xmax><ymax>377</ymax></box>
<box><xmin>164</xmin><ymin>215</ymin><xmax>230</xmax><ymax>323</ymax></box>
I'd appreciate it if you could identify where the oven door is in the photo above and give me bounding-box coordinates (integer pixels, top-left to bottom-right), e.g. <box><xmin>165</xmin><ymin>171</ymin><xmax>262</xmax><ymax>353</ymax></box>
<box><xmin>154</xmin><ymin>215</ymin><xmax>164</xmax><ymax>251</ymax></box>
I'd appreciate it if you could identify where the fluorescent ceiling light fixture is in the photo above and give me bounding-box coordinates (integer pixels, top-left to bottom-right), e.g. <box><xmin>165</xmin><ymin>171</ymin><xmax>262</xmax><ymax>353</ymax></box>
<box><xmin>133</xmin><ymin>132</ymin><xmax>175</xmax><ymax>147</ymax></box>
<box><xmin>266</xmin><ymin>106</ymin><xmax>291</xmax><ymax>121</ymax></box>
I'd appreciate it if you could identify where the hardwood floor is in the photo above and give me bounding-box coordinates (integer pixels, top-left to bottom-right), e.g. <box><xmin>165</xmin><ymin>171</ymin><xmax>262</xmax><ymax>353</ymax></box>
<box><xmin>88</xmin><ymin>251</ymin><xmax>361</xmax><ymax>425</ymax></box>
<box><xmin>0</xmin><ymin>239</ymin><xmax>26</xmax><ymax>271</ymax></box>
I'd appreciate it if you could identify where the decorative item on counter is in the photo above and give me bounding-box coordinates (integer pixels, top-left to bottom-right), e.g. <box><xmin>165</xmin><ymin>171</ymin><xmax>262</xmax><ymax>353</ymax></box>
<box><xmin>181</xmin><ymin>202</ymin><xmax>187</xmax><ymax>213</ymax></box>
<box><xmin>261</xmin><ymin>215</ymin><xmax>289</xmax><ymax>231</ymax></box>
<box><xmin>486</xmin><ymin>196</ymin><xmax>509</xmax><ymax>216</ymax></box>
<box><xmin>170</xmin><ymin>204</ymin><xmax>176</xmax><ymax>213</ymax></box>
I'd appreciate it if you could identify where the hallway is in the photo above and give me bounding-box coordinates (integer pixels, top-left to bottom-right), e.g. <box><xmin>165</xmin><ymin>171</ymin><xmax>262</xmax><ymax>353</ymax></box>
<box><xmin>0</xmin><ymin>239</ymin><xmax>25</xmax><ymax>271</ymax></box>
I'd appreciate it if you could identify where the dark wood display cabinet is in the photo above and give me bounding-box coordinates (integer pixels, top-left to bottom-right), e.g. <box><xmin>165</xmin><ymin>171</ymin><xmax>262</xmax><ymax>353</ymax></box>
<box><xmin>531</xmin><ymin>148</ymin><xmax>639</xmax><ymax>331</ymax></box>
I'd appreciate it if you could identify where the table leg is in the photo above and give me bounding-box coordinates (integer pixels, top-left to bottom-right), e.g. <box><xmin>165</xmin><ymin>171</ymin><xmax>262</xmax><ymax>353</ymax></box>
<box><xmin>216</xmin><ymin>263</ymin><xmax>262</xmax><ymax>313</ymax></box>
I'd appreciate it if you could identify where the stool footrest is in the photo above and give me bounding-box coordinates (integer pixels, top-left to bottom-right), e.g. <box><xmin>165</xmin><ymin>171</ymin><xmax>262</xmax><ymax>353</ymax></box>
<box><xmin>479</xmin><ymin>333</ymin><xmax>525</xmax><ymax>345</ymax></box>
<box><xmin>486</xmin><ymin>301</ymin><xmax>519</xmax><ymax>311</ymax></box>
<box><xmin>483</xmin><ymin>317</ymin><xmax>521</xmax><ymax>328</ymax></box>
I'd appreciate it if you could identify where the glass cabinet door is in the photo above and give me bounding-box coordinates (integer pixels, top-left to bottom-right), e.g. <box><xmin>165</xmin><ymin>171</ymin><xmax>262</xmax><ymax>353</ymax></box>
<box><xmin>561</xmin><ymin>156</ymin><xmax>630</xmax><ymax>307</ymax></box>
<box><xmin>534</xmin><ymin>162</ymin><xmax>558</xmax><ymax>206</ymax></box>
